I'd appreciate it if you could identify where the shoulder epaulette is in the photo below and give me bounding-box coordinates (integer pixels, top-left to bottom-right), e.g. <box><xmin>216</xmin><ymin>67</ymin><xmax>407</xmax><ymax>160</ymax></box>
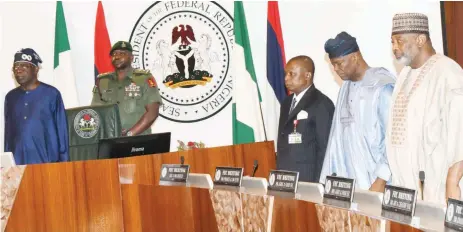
<box><xmin>133</xmin><ymin>69</ymin><xmax>150</xmax><ymax>75</ymax></box>
<box><xmin>97</xmin><ymin>72</ymin><xmax>113</xmax><ymax>78</ymax></box>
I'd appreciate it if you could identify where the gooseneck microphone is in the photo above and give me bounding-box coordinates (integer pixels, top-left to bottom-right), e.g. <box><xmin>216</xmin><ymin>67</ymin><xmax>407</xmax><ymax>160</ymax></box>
<box><xmin>252</xmin><ymin>160</ymin><xmax>259</xmax><ymax>177</ymax></box>
<box><xmin>332</xmin><ymin>172</ymin><xmax>337</xmax><ymax>177</ymax></box>
<box><xmin>180</xmin><ymin>156</ymin><xmax>185</xmax><ymax>165</ymax></box>
<box><xmin>419</xmin><ymin>171</ymin><xmax>425</xmax><ymax>200</ymax></box>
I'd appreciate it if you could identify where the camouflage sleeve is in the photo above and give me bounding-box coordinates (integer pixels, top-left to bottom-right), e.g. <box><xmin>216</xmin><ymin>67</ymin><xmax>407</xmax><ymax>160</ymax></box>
<box><xmin>142</xmin><ymin>75</ymin><xmax>163</xmax><ymax>106</ymax></box>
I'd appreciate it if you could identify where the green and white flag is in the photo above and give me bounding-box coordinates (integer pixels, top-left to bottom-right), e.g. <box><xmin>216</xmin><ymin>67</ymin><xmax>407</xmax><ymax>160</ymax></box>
<box><xmin>54</xmin><ymin>1</ymin><xmax>79</xmax><ymax>108</ymax></box>
<box><xmin>232</xmin><ymin>1</ymin><xmax>266</xmax><ymax>144</ymax></box>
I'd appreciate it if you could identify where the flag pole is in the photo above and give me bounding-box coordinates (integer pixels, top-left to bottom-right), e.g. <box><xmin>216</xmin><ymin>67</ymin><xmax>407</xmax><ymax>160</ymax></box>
<box><xmin>258</xmin><ymin>102</ymin><xmax>268</xmax><ymax>141</ymax></box>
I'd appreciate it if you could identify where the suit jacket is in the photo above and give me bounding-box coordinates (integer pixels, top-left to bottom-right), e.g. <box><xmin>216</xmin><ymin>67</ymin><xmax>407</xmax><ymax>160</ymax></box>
<box><xmin>277</xmin><ymin>85</ymin><xmax>335</xmax><ymax>182</ymax></box>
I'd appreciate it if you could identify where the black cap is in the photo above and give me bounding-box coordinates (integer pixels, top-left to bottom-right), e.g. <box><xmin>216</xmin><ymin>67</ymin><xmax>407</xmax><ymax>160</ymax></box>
<box><xmin>324</xmin><ymin>32</ymin><xmax>360</xmax><ymax>59</ymax></box>
<box><xmin>14</xmin><ymin>48</ymin><xmax>43</xmax><ymax>67</ymax></box>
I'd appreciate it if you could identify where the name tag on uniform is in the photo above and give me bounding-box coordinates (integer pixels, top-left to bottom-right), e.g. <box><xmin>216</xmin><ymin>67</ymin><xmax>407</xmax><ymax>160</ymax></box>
<box><xmin>289</xmin><ymin>120</ymin><xmax>302</xmax><ymax>144</ymax></box>
<box><xmin>289</xmin><ymin>132</ymin><xmax>302</xmax><ymax>144</ymax></box>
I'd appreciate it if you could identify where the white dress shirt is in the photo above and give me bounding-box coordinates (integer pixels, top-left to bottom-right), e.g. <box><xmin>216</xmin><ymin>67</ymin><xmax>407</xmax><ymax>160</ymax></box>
<box><xmin>290</xmin><ymin>85</ymin><xmax>312</xmax><ymax>112</ymax></box>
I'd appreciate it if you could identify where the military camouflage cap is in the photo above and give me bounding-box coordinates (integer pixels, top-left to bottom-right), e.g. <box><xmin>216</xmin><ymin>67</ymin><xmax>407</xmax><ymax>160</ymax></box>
<box><xmin>109</xmin><ymin>41</ymin><xmax>133</xmax><ymax>55</ymax></box>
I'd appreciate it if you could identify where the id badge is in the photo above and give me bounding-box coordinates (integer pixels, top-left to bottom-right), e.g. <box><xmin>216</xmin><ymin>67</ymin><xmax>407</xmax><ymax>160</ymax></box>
<box><xmin>289</xmin><ymin>119</ymin><xmax>302</xmax><ymax>144</ymax></box>
<box><xmin>289</xmin><ymin>132</ymin><xmax>302</xmax><ymax>144</ymax></box>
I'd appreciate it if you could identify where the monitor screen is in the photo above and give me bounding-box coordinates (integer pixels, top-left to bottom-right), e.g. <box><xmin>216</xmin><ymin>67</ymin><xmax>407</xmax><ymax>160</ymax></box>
<box><xmin>97</xmin><ymin>132</ymin><xmax>171</xmax><ymax>159</ymax></box>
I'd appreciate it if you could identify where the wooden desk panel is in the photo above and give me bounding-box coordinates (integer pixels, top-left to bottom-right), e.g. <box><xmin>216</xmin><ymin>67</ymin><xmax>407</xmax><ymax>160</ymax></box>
<box><xmin>5</xmin><ymin>141</ymin><xmax>423</xmax><ymax>232</ymax></box>
<box><xmin>121</xmin><ymin>184</ymin><xmax>218</xmax><ymax>232</ymax></box>
<box><xmin>389</xmin><ymin>222</ymin><xmax>423</xmax><ymax>232</ymax></box>
<box><xmin>118</xmin><ymin>142</ymin><xmax>275</xmax><ymax>232</ymax></box>
<box><xmin>271</xmin><ymin>197</ymin><xmax>321</xmax><ymax>232</ymax></box>
<box><xmin>117</xmin><ymin>141</ymin><xmax>420</xmax><ymax>232</ymax></box>
<box><xmin>6</xmin><ymin>159</ymin><xmax>124</xmax><ymax>232</ymax></box>
<box><xmin>120</xmin><ymin>184</ymin><xmax>422</xmax><ymax>232</ymax></box>
<box><xmin>270</xmin><ymin>196</ymin><xmax>421</xmax><ymax>232</ymax></box>
<box><xmin>190</xmin><ymin>188</ymin><xmax>220</xmax><ymax>232</ymax></box>
<box><xmin>118</xmin><ymin>141</ymin><xmax>276</xmax><ymax>185</ymax></box>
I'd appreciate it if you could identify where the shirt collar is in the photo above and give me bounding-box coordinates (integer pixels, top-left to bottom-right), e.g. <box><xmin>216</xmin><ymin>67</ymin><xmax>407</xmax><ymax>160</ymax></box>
<box><xmin>349</xmin><ymin>67</ymin><xmax>374</xmax><ymax>86</ymax></box>
<box><xmin>114</xmin><ymin>68</ymin><xmax>133</xmax><ymax>80</ymax></box>
<box><xmin>292</xmin><ymin>84</ymin><xmax>312</xmax><ymax>103</ymax></box>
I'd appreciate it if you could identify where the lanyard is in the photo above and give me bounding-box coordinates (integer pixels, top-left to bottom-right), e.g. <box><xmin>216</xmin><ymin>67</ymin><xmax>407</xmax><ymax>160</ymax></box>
<box><xmin>293</xmin><ymin>120</ymin><xmax>298</xmax><ymax>133</ymax></box>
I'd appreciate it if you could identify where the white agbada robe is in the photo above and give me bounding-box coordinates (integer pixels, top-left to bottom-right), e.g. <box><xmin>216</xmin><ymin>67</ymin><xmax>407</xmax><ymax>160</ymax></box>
<box><xmin>387</xmin><ymin>54</ymin><xmax>463</xmax><ymax>206</ymax></box>
<box><xmin>320</xmin><ymin>68</ymin><xmax>395</xmax><ymax>190</ymax></box>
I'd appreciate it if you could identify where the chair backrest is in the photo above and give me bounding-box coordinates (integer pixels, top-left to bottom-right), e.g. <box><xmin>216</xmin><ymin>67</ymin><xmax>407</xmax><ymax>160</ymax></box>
<box><xmin>65</xmin><ymin>104</ymin><xmax>122</xmax><ymax>161</ymax></box>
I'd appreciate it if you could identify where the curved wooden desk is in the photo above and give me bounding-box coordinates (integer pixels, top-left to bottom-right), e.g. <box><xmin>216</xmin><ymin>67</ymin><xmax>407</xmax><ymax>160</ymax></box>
<box><xmin>4</xmin><ymin>141</ymin><xmax>421</xmax><ymax>231</ymax></box>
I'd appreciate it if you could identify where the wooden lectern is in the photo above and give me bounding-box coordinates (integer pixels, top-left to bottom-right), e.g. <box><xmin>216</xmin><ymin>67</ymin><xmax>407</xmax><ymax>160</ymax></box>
<box><xmin>3</xmin><ymin>141</ymin><xmax>421</xmax><ymax>231</ymax></box>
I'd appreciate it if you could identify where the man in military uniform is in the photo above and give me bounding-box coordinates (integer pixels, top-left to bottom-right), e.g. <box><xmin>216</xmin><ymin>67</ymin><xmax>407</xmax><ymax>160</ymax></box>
<box><xmin>91</xmin><ymin>41</ymin><xmax>162</xmax><ymax>136</ymax></box>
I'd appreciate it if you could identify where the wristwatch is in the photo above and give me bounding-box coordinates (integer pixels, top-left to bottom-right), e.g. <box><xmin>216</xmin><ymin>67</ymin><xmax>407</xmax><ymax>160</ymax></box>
<box><xmin>126</xmin><ymin>131</ymin><xmax>133</xmax><ymax>136</ymax></box>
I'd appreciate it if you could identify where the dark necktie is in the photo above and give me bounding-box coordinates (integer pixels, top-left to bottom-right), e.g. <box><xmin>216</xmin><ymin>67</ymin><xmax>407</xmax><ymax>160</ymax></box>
<box><xmin>289</xmin><ymin>98</ymin><xmax>296</xmax><ymax>114</ymax></box>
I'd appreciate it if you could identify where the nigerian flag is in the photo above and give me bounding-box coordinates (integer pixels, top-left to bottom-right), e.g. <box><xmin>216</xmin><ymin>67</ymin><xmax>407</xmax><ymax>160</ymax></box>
<box><xmin>232</xmin><ymin>1</ymin><xmax>266</xmax><ymax>144</ymax></box>
<box><xmin>54</xmin><ymin>1</ymin><xmax>79</xmax><ymax>108</ymax></box>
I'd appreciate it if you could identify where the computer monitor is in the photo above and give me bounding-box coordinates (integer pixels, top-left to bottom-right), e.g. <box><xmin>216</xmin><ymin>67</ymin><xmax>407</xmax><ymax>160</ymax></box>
<box><xmin>97</xmin><ymin>132</ymin><xmax>171</xmax><ymax>159</ymax></box>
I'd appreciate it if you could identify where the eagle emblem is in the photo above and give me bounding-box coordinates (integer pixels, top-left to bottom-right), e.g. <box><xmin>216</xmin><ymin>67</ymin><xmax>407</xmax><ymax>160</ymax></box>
<box><xmin>172</xmin><ymin>25</ymin><xmax>196</xmax><ymax>46</ymax></box>
<box><xmin>152</xmin><ymin>24</ymin><xmax>218</xmax><ymax>89</ymax></box>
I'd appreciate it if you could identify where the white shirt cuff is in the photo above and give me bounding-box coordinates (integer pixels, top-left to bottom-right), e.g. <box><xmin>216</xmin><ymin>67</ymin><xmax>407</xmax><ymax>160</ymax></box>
<box><xmin>374</xmin><ymin>163</ymin><xmax>391</xmax><ymax>182</ymax></box>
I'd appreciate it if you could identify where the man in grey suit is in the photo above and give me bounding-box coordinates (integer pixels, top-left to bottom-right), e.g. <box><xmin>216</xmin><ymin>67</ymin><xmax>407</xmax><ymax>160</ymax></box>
<box><xmin>277</xmin><ymin>55</ymin><xmax>335</xmax><ymax>182</ymax></box>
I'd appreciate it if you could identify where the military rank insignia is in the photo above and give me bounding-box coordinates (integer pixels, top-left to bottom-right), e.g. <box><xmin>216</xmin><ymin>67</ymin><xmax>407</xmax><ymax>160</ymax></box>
<box><xmin>147</xmin><ymin>76</ymin><xmax>157</xmax><ymax>88</ymax></box>
<box><xmin>125</xmin><ymin>83</ymin><xmax>141</xmax><ymax>97</ymax></box>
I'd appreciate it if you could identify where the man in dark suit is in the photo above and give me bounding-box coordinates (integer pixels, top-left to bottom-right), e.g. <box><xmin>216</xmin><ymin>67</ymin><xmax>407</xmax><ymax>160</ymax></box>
<box><xmin>277</xmin><ymin>55</ymin><xmax>335</xmax><ymax>182</ymax></box>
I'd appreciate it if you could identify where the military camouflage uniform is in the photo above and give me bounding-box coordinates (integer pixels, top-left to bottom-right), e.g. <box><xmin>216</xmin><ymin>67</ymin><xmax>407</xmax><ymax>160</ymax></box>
<box><xmin>91</xmin><ymin>69</ymin><xmax>162</xmax><ymax>135</ymax></box>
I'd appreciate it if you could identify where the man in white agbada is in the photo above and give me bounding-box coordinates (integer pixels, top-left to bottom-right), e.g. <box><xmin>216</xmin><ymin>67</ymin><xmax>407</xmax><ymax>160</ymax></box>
<box><xmin>388</xmin><ymin>13</ymin><xmax>463</xmax><ymax>205</ymax></box>
<box><xmin>319</xmin><ymin>32</ymin><xmax>396</xmax><ymax>192</ymax></box>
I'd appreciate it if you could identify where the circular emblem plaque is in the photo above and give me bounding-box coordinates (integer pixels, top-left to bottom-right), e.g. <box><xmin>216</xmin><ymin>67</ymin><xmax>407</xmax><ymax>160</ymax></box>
<box><xmin>74</xmin><ymin>109</ymin><xmax>100</xmax><ymax>139</ymax></box>
<box><xmin>129</xmin><ymin>1</ymin><xmax>234</xmax><ymax>123</ymax></box>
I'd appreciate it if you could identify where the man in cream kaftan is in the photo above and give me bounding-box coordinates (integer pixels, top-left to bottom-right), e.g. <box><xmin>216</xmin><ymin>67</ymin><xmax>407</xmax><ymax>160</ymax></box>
<box><xmin>388</xmin><ymin>13</ymin><xmax>463</xmax><ymax>205</ymax></box>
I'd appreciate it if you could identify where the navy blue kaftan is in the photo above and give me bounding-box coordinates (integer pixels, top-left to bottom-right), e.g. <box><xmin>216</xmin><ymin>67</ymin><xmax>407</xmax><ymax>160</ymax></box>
<box><xmin>4</xmin><ymin>83</ymin><xmax>69</xmax><ymax>164</ymax></box>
